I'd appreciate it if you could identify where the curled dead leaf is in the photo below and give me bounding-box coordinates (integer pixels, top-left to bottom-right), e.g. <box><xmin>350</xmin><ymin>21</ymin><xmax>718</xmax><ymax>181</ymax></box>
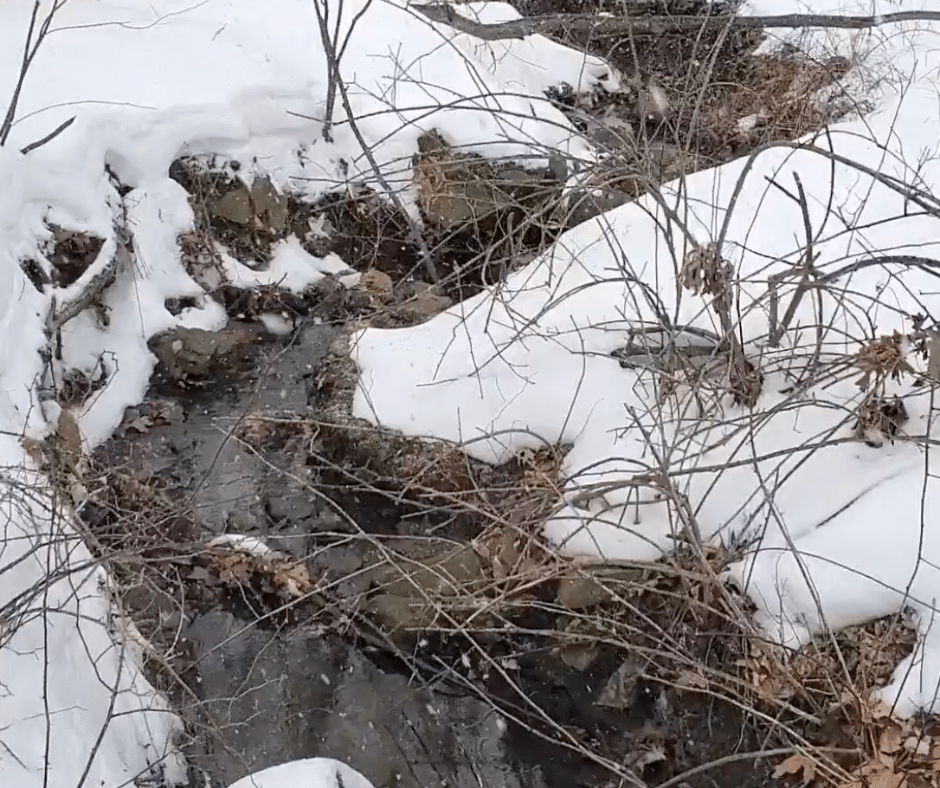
<box><xmin>881</xmin><ymin>723</ymin><xmax>904</xmax><ymax>754</ymax></box>
<box><xmin>773</xmin><ymin>753</ymin><xmax>817</xmax><ymax>787</ymax></box>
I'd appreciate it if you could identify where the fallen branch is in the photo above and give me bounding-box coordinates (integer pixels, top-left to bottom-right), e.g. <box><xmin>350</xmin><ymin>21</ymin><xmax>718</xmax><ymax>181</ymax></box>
<box><xmin>415</xmin><ymin>5</ymin><xmax>940</xmax><ymax>42</ymax></box>
<box><xmin>47</xmin><ymin>228</ymin><xmax>131</xmax><ymax>338</ymax></box>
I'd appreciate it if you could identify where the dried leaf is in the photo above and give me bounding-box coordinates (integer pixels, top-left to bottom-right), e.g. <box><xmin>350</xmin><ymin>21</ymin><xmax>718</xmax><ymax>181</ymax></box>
<box><xmin>870</xmin><ymin>770</ymin><xmax>904</xmax><ymax>788</ymax></box>
<box><xmin>773</xmin><ymin>753</ymin><xmax>817</xmax><ymax>786</ymax></box>
<box><xmin>882</xmin><ymin>723</ymin><xmax>904</xmax><ymax>754</ymax></box>
<box><xmin>904</xmin><ymin>736</ymin><xmax>931</xmax><ymax>757</ymax></box>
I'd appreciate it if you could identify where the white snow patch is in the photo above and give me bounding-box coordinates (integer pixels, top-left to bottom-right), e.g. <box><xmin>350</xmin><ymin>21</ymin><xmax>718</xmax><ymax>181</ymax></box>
<box><xmin>226</xmin><ymin>758</ymin><xmax>375</xmax><ymax>788</ymax></box>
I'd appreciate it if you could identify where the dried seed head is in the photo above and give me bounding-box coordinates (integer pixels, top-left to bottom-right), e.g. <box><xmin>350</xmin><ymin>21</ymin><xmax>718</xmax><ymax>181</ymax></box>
<box><xmin>856</xmin><ymin>331</ymin><xmax>916</xmax><ymax>390</ymax></box>
<box><xmin>854</xmin><ymin>396</ymin><xmax>909</xmax><ymax>447</ymax></box>
<box><xmin>680</xmin><ymin>242</ymin><xmax>731</xmax><ymax>298</ymax></box>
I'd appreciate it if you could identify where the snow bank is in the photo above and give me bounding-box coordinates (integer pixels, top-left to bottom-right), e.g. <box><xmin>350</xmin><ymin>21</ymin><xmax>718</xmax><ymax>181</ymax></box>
<box><xmin>0</xmin><ymin>0</ymin><xmax>619</xmax><ymax>448</ymax></box>
<box><xmin>0</xmin><ymin>0</ymin><xmax>620</xmax><ymax>784</ymax></box>
<box><xmin>352</xmin><ymin>3</ymin><xmax>940</xmax><ymax>714</ymax></box>
<box><xmin>0</xmin><ymin>159</ymin><xmax>186</xmax><ymax>785</ymax></box>
<box><xmin>226</xmin><ymin>758</ymin><xmax>375</xmax><ymax>788</ymax></box>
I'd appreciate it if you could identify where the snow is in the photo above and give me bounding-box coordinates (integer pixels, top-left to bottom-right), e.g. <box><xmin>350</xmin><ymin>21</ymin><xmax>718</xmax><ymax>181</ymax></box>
<box><xmin>225</xmin><ymin>758</ymin><xmax>375</xmax><ymax>788</ymax></box>
<box><xmin>0</xmin><ymin>0</ymin><xmax>620</xmax><ymax>785</ymax></box>
<box><xmin>351</xmin><ymin>0</ymin><xmax>940</xmax><ymax>716</ymax></box>
<box><xmin>0</xmin><ymin>398</ymin><xmax>186</xmax><ymax>783</ymax></box>
<box><xmin>3</xmin><ymin>1</ymin><xmax>940</xmax><ymax>786</ymax></box>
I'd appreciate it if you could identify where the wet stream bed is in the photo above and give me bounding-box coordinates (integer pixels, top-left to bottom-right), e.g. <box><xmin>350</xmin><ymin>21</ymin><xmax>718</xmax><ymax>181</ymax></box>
<box><xmin>83</xmin><ymin>319</ymin><xmax>777</xmax><ymax>788</ymax></box>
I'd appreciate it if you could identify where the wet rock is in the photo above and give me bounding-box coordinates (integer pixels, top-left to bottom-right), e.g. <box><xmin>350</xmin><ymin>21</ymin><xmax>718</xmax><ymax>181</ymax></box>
<box><xmin>148</xmin><ymin>324</ymin><xmax>268</xmax><ymax>382</ymax></box>
<box><xmin>265</xmin><ymin>522</ymin><xmax>315</xmax><ymax>559</ymax></box>
<box><xmin>227</xmin><ymin>510</ymin><xmax>263</xmax><ymax>534</ymax></box>
<box><xmin>264</xmin><ymin>492</ymin><xmax>317</xmax><ymax>523</ymax></box>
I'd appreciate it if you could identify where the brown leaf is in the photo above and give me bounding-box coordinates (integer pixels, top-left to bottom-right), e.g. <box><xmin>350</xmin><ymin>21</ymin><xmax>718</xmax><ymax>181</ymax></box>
<box><xmin>881</xmin><ymin>723</ymin><xmax>904</xmax><ymax>754</ymax></box>
<box><xmin>773</xmin><ymin>753</ymin><xmax>816</xmax><ymax>786</ymax></box>
<box><xmin>870</xmin><ymin>771</ymin><xmax>904</xmax><ymax>788</ymax></box>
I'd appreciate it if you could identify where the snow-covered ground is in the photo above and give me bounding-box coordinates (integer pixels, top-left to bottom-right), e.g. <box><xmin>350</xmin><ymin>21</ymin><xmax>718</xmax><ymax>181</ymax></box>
<box><xmin>0</xmin><ymin>0</ymin><xmax>619</xmax><ymax>786</ymax></box>
<box><xmin>353</xmin><ymin>0</ymin><xmax>940</xmax><ymax>716</ymax></box>
<box><xmin>5</xmin><ymin>0</ymin><xmax>940</xmax><ymax>784</ymax></box>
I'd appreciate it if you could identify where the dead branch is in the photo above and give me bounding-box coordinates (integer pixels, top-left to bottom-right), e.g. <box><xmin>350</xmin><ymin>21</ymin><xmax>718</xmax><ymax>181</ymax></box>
<box><xmin>415</xmin><ymin>5</ymin><xmax>940</xmax><ymax>42</ymax></box>
<box><xmin>1</xmin><ymin>0</ymin><xmax>70</xmax><ymax>148</ymax></box>
<box><xmin>20</xmin><ymin>115</ymin><xmax>75</xmax><ymax>155</ymax></box>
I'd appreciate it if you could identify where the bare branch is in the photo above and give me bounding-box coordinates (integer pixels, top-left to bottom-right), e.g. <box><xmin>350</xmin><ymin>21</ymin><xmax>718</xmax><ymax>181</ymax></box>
<box><xmin>415</xmin><ymin>4</ymin><xmax>940</xmax><ymax>42</ymax></box>
<box><xmin>1</xmin><ymin>0</ymin><xmax>71</xmax><ymax>149</ymax></box>
<box><xmin>19</xmin><ymin>115</ymin><xmax>75</xmax><ymax>155</ymax></box>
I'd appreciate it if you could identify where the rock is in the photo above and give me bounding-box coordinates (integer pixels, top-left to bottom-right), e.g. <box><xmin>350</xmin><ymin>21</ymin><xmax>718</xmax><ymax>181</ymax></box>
<box><xmin>363</xmin><ymin>545</ymin><xmax>486</xmax><ymax>641</ymax></box>
<box><xmin>561</xmin><ymin>186</ymin><xmax>631</xmax><ymax>229</ymax></box>
<box><xmin>46</xmin><ymin>226</ymin><xmax>105</xmax><ymax>287</ymax></box>
<box><xmin>559</xmin><ymin>642</ymin><xmax>602</xmax><ymax>671</ymax></box>
<box><xmin>366</xmin><ymin>593</ymin><xmax>436</xmax><ymax>638</ymax></box>
<box><xmin>394</xmin><ymin>282</ymin><xmax>452</xmax><ymax>322</ymax></box>
<box><xmin>645</xmin><ymin>141</ymin><xmax>697</xmax><ymax>183</ymax></box>
<box><xmin>227</xmin><ymin>510</ymin><xmax>263</xmax><ymax>534</ymax></box>
<box><xmin>266</xmin><ymin>522</ymin><xmax>315</xmax><ymax>558</ymax></box>
<box><xmin>557</xmin><ymin>566</ymin><xmax>643</xmax><ymax>610</ymax></box>
<box><xmin>375</xmin><ymin>545</ymin><xmax>485</xmax><ymax>597</ymax></box>
<box><xmin>413</xmin><ymin>129</ymin><xmax>561</xmax><ymax>234</ymax></box>
<box><xmin>358</xmin><ymin>268</ymin><xmax>393</xmax><ymax>302</ymax></box>
<box><xmin>207</xmin><ymin>175</ymin><xmax>289</xmax><ymax>235</ymax></box>
<box><xmin>148</xmin><ymin>324</ymin><xmax>267</xmax><ymax>381</ymax></box>
<box><xmin>597</xmin><ymin>660</ymin><xmax>644</xmax><ymax>710</ymax></box>
<box><xmin>584</xmin><ymin>108</ymin><xmax>636</xmax><ymax>151</ymax></box>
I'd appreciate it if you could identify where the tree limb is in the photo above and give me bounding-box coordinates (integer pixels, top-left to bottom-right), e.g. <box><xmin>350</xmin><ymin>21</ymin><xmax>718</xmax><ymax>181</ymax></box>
<box><xmin>415</xmin><ymin>4</ymin><xmax>940</xmax><ymax>42</ymax></box>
